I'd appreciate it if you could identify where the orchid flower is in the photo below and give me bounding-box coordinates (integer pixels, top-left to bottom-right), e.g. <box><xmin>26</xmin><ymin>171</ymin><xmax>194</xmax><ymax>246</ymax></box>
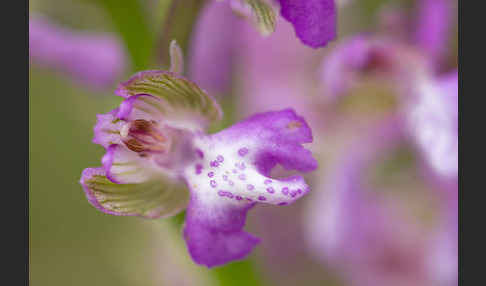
<box><xmin>318</xmin><ymin>33</ymin><xmax>457</xmax><ymax>181</ymax></box>
<box><xmin>305</xmin><ymin>119</ymin><xmax>456</xmax><ymax>286</ymax></box>
<box><xmin>29</xmin><ymin>14</ymin><xmax>127</xmax><ymax>90</ymax></box>
<box><xmin>79</xmin><ymin>41</ymin><xmax>317</xmax><ymax>267</ymax></box>
<box><xmin>216</xmin><ymin>0</ymin><xmax>336</xmax><ymax>48</ymax></box>
<box><xmin>319</xmin><ymin>0</ymin><xmax>456</xmax><ymax>98</ymax></box>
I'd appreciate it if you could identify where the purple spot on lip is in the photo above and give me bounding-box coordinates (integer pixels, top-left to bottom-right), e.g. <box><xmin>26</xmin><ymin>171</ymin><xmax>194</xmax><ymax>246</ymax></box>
<box><xmin>290</xmin><ymin>191</ymin><xmax>297</xmax><ymax>197</ymax></box>
<box><xmin>247</xmin><ymin>184</ymin><xmax>254</xmax><ymax>190</ymax></box>
<box><xmin>210</xmin><ymin>180</ymin><xmax>217</xmax><ymax>188</ymax></box>
<box><xmin>264</xmin><ymin>179</ymin><xmax>272</xmax><ymax>185</ymax></box>
<box><xmin>208</xmin><ymin>172</ymin><xmax>214</xmax><ymax>178</ymax></box>
<box><xmin>217</xmin><ymin>155</ymin><xmax>224</xmax><ymax>162</ymax></box>
<box><xmin>235</xmin><ymin>162</ymin><xmax>246</xmax><ymax>170</ymax></box>
<box><xmin>195</xmin><ymin>164</ymin><xmax>202</xmax><ymax>175</ymax></box>
<box><xmin>282</xmin><ymin>187</ymin><xmax>289</xmax><ymax>195</ymax></box>
<box><xmin>278</xmin><ymin>202</ymin><xmax>288</xmax><ymax>206</ymax></box>
<box><xmin>210</xmin><ymin>161</ymin><xmax>219</xmax><ymax>167</ymax></box>
<box><xmin>196</xmin><ymin>149</ymin><xmax>204</xmax><ymax>159</ymax></box>
<box><xmin>266</xmin><ymin>187</ymin><xmax>275</xmax><ymax>194</ymax></box>
<box><xmin>238</xmin><ymin>147</ymin><xmax>248</xmax><ymax>156</ymax></box>
<box><xmin>258</xmin><ymin>196</ymin><xmax>267</xmax><ymax>201</ymax></box>
<box><xmin>297</xmin><ymin>189</ymin><xmax>302</xmax><ymax>194</ymax></box>
<box><xmin>235</xmin><ymin>195</ymin><xmax>243</xmax><ymax>201</ymax></box>
<box><xmin>218</xmin><ymin>190</ymin><xmax>234</xmax><ymax>199</ymax></box>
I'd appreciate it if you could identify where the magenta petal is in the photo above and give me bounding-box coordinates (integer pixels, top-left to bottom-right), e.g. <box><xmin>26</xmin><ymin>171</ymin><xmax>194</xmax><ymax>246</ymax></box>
<box><xmin>415</xmin><ymin>0</ymin><xmax>453</xmax><ymax>66</ymax></box>
<box><xmin>319</xmin><ymin>36</ymin><xmax>401</xmax><ymax>99</ymax></box>
<box><xmin>181</xmin><ymin>109</ymin><xmax>316</xmax><ymax>266</ymax></box>
<box><xmin>212</xmin><ymin>108</ymin><xmax>317</xmax><ymax>175</ymax></box>
<box><xmin>29</xmin><ymin>14</ymin><xmax>126</xmax><ymax>89</ymax></box>
<box><xmin>80</xmin><ymin>167</ymin><xmax>122</xmax><ymax>215</ymax></box>
<box><xmin>92</xmin><ymin>108</ymin><xmax>124</xmax><ymax>148</ymax></box>
<box><xmin>101</xmin><ymin>144</ymin><xmax>154</xmax><ymax>184</ymax></box>
<box><xmin>183</xmin><ymin>192</ymin><xmax>260</xmax><ymax>267</ymax></box>
<box><xmin>277</xmin><ymin>0</ymin><xmax>336</xmax><ymax>48</ymax></box>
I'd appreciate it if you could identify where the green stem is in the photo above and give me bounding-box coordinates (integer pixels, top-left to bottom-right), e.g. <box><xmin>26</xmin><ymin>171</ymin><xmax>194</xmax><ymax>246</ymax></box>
<box><xmin>91</xmin><ymin>0</ymin><xmax>156</xmax><ymax>71</ymax></box>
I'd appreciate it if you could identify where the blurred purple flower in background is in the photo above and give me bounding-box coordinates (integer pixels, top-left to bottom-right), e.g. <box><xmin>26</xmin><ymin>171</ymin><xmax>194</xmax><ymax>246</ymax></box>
<box><xmin>301</xmin><ymin>1</ymin><xmax>458</xmax><ymax>284</ymax></box>
<box><xmin>209</xmin><ymin>0</ymin><xmax>336</xmax><ymax>48</ymax></box>
<box><xmin>29</xmin><ymin>14</ymin><xmax>127</xmax><ymax>90</ymax></box>
<box><xmin>80</xmin><ymin>44</ymin><xmax>317</xmax><ymax>267</ymax></box>
<box><xmin>319</xmin><ymin>1</ymin><xmax>458</xmax><ymax>181</ymax></box>
<box><xmin>305</xmin><ymin>118</ymin><xmax>457</xmax><ymax>286</ymax></box>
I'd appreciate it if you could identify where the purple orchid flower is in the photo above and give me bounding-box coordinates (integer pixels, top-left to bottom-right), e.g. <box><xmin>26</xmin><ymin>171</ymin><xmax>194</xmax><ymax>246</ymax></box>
<box><xmin>305</xmin><ymin>119</ymin><xmax>457</xmax><ymax>286</ymax></box>
<box><xmin>214</xmin><ymin>0</ymin><xmax>336</xmax><ymax>48</ymax></box>
<box><xmin>319</xmin><ymin>35</ymin><xmax>429</xmax><ymax>100</ymax></box>
<box><xmin>318</xmin><ymin>33</ymin><xmax>457</xmax><ymax>181</ymax></box>
<box><xmin>319</xmin><ymin>0</ymin><xmax>456</xmax><ymax>98</ymax></box>
<box><xmin>29</xmin><ymin>14</ymin><xmax>127</xmax><ymax>89</ymax></box>
<box><xmin>80</xmin><ymin>43</ymin><xmax>317</xmax><ymax>267</ymax></box>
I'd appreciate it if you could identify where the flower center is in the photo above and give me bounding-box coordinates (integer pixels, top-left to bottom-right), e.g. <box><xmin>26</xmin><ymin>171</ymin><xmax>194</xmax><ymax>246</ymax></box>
<box><xmin>121</xmin><ymin>119</ymin><xmax>171</xmax><ymax>155</ymax></box>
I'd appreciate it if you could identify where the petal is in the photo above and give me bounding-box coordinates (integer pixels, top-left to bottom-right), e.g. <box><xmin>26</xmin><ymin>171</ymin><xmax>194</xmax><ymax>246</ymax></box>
<box><xmin>94</xmin><ymin>92</ymin><xmax>200</xmax><ymax>183</ymax></box>
<box><xmin>183</xmin><ymin>191</ymin><xmax>260</xmax><ymax>267</ymax></box>
<box><xmin>92</xmin><ymin>94</ymin><xmax>170</xmax><ymax>148</ymax></box>
<box><xmin>415</xmin><ymin>0</ymin><xmax>453</xmax><ymax>66</ymax></box>
<box><xmin>238</xmin><ymin>0</ymin><xmax>277</xmax><ymax>36</ymax></box>
<box><xmin>405</xmin><ymin>70</ymin><xmax>458</xmax><ymax>179</ymax></box>
<box><xmin>29</xmin><ymin>14</ymin><xmax>126</xmax><ymax>89</ymax></box>
<box><xmin>115</xmin><ymin>70</ymin><xmax>222</xmax><ymax>131</ymax></box>
<box><xmin>92</xmin><ymin>108</ymin><xmax>125</xmax><ymax>148</ymax></box>
<box><xmin>181</xmin><ymin>109</ymin><xmax>317</xmax><ymax>266</ymax></box>
<box><xmin>189</xmin><ymin>108</ymin><xmax>316</xmax><ymax>204</ymax></box>
<box><xmin>102</xmin><ymin>144</ymin><xmax>158</xmax><ymax>184</ymax></box>
<box><xmin>319</xmin><ymin>35</ymin><xmax>428</xmax><ymax>99</ymax></box>
<box><xmin>80</xmin><ymin>167</ymin><xmax>189</xmax><ymax>218</ymax></box>
<box><xmin>277</xmin><ymin>0</ymin><xmax>336</xmax><ymax>48</ymax></box>
<box><xmin>319</xmin><ymin>36</ymin><xmax>375</xmax><ymax>98</ymax></box>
